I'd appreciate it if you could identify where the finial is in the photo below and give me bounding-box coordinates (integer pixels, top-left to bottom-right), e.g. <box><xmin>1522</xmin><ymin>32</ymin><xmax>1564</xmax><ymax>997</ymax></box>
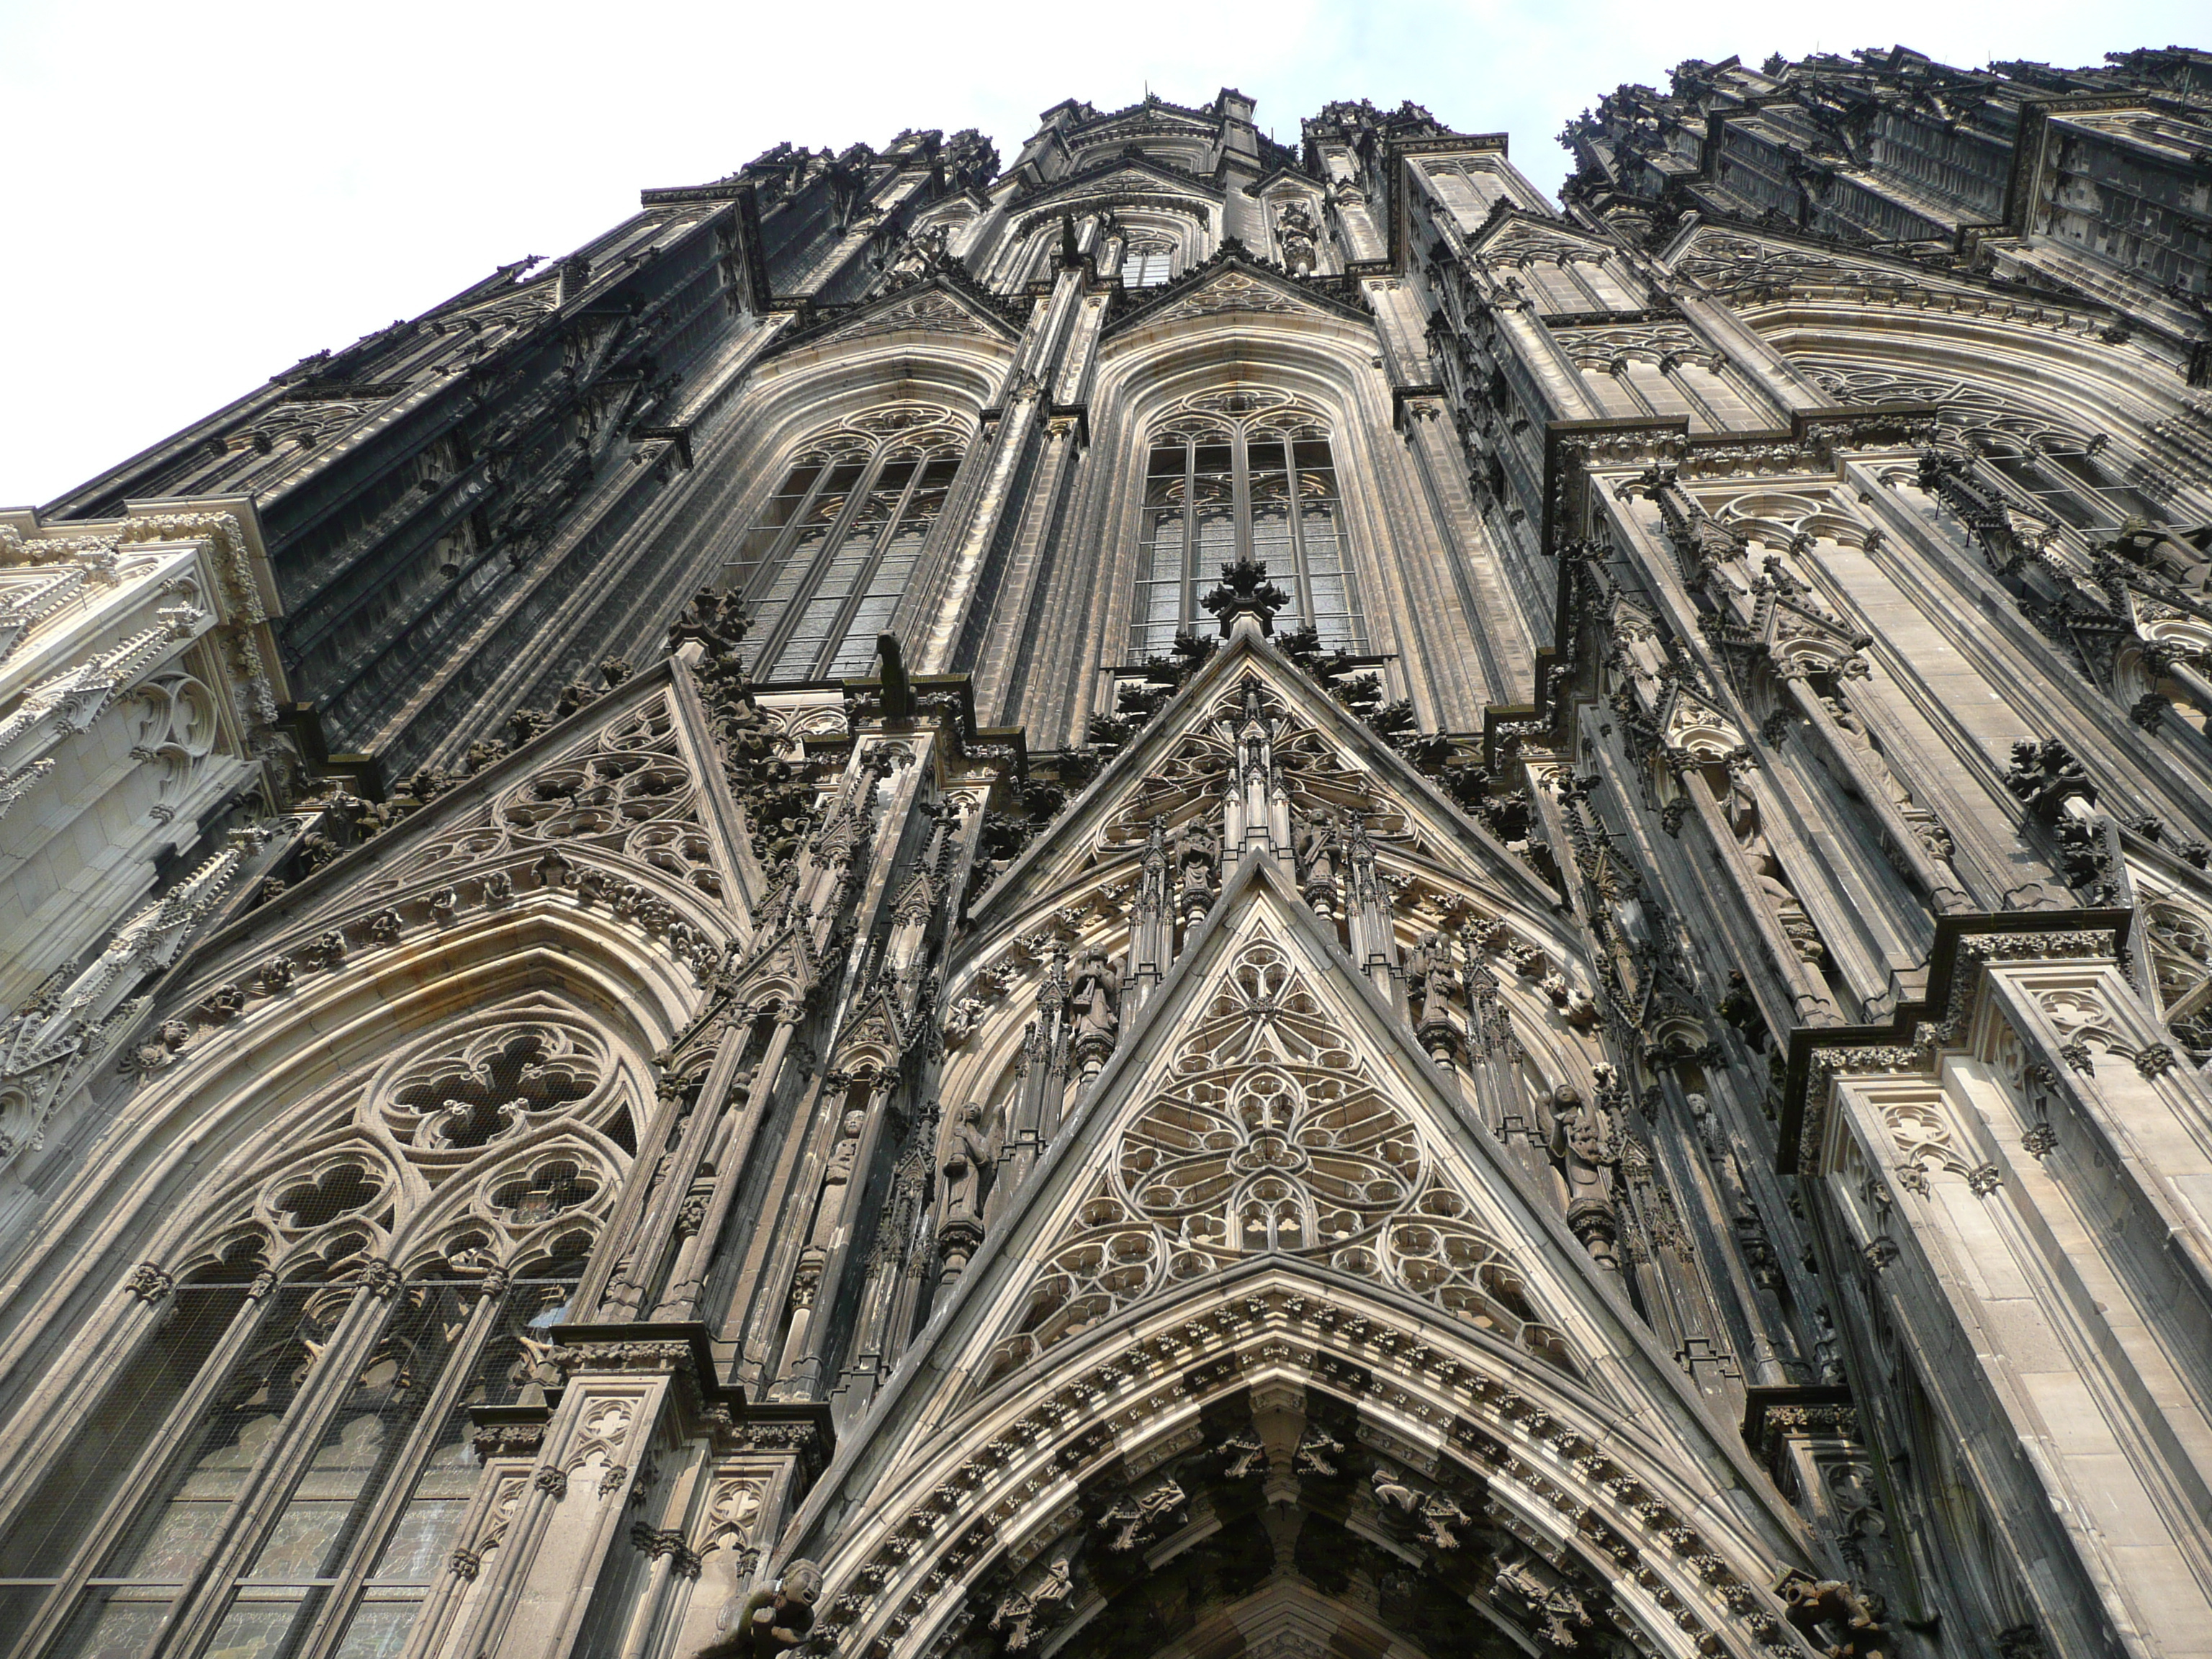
<box><xmin>1200</xmin><ymin>554</ymin><xmax>1290</xmax><ymax>637</ymax></box>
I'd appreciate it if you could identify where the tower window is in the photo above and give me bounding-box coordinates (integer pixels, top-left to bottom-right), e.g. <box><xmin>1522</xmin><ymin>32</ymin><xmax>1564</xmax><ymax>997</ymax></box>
<box><xmin>1118</xmin><ymin>235</ymin><xmax>1177</xmax><ymax>288</ymax></box>
<box><xmin>723</xmin><ymin>405</ymin><xmax>968</xmax><ymax>682</ymax></box>
<box><xmin>1130</xmin><ymin>391</ymin><xmax>1364</xmax><ymax>660</ymax></box>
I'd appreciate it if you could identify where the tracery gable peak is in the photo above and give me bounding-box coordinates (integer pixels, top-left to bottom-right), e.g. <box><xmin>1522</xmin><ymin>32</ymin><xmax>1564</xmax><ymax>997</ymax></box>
<box><xmin>1019</xmin><ymin>153</ymin><xmax>1226</xmax><ymax>210</ymax></box>
<box><xmin>840</xmin><ymin>858</ymin><xmax>1771</xmax><ymax>1492</ymax></box>
<box><xmin>1468</xmin><ymin>211</ymin><xmax>1617</xmax><ymax>266</ymax></box>
<box><xmin>782</xmin><ymin>273</ymin><xmax>1022</xmax><ymax>354</ymax></box>
<box><xmin>171</xmin><ymin>657</ymin><xmax>753</xmax><ymax>1005</ymax></box>
<box><xmin>968</xmin><ymin>631</ymin><xmax>1558</xmax><ymax>930</ymax></box>
<box><xmin>1660</xmin><ymin>220</ymin><xmax>2025</xmax><ymax>307</ymax></box>
<box><xmin>1105</xmin><ymin>250</ymin><xmax>1370</xmax><ymax>336</ymax></box>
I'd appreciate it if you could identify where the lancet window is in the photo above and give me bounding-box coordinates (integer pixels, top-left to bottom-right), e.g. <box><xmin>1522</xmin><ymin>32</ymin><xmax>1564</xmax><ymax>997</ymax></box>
<box><xmin>723</xmin><ymin>405</ymin><xmax>968</xmax><ymax>683</ymax></box>
<box><xmin>1130</xmin><ymin>392</ymin><xmax>1364</xmax><ymax>660</ymax></box>
<box><xmin>0</xmin><ymin>1014</ymin><xmax>628</xmax><ymax>1659</ymax></box>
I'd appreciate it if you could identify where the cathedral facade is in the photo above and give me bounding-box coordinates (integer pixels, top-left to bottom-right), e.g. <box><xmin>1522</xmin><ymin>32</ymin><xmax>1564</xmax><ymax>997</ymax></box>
<box><xmin>3</xmin><ymin>42</ymin><xmax>2211</xmax><ymax>1659</ymax></box>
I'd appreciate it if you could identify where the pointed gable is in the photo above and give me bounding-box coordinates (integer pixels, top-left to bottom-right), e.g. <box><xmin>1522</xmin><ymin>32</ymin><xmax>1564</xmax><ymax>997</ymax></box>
<box><xmin>961</xmin><ymin>862</ymin><xmax>1588</xmax><ymax>1398</ymax></box>
<box><xmin>1104</xmin><ymin>253</ymin><xmax>1371</xmax><ymax>338</ymax></box>
<box><xmin>793</xmin><ymin>275</ymin><xmax>1022</xmax><ymax>353</ymax></box>
<box><xmin>968</xmin><ymin>631</ymin><xmax>1558</xmax><ymax>932</ymax></box>
<box><xmin>167</xmin><ymin>657</ymin><xmax>757</xmax><ymax>1017</ymax></box>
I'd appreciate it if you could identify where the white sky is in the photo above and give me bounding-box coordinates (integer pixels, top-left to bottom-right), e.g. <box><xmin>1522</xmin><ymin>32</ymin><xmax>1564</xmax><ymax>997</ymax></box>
<box><xmin>1</xmin><ymin>0</ymin><xmax>2201</xmax><ymax>508</ymax></box>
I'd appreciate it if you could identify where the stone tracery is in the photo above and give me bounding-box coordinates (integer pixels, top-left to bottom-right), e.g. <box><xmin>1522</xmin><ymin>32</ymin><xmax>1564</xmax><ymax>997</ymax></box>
<box><xmin>984</xmin><ymin>933</ymin><xmax>1568</xmax><ymax>1387</ymax></box>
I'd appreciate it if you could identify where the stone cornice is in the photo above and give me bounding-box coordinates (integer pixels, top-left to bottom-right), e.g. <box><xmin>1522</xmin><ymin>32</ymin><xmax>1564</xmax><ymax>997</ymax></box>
<box><xmin>1777</xmin><ymin>909</ymin><xmax>2133</xmax><ymax>1173</ymax></box>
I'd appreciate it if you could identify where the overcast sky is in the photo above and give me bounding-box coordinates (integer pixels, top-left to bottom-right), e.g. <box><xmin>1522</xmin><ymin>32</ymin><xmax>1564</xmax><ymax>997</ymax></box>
<box><xmin>2</xmin><ymin>0</ymin><xmax>2201</xmax><ymax>508</ymax></box>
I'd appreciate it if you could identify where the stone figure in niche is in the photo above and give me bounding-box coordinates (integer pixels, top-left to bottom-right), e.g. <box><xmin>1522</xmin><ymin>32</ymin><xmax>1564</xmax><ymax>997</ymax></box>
<box><xmin>1276</xmin><ymin>201</ymin><xmax>1320</xmax><ymax>274</ymax></box>
<box><xmin>1683</xmin><ymin>1089</ymin><xmax>1720</xmax><ymax>1154</ymax></box>
<box><xmin>824</xmin><ymin>1108</ymin><xmax>867</xmax><ymax>1187</ymax></box>
<box><xmin>1408</xmin><ymin>929</ymin><xmax>1457</xmax><ymax>1023</ymax></box>
<box><xmin>1069</xmin><ymin>946</ymin><xmax>1121</xmax><ymax>1044</ymax></box>
<box><xmin>1174</xmin><ymin>815</ymin><xmax>1221</xmax><ymax>907</ymax></box>
<box><xmin>1545</xmin><ymin>1082</ymin><xmax>1622</xmax><ymax>1271</ymax></box>
<box><xmin>1820</xmin><ymin>695</ymin><xmax>1914</xmax><ymax>809</ymax></box>
<box><xmin>1725</xmin><ymin>781</ymin><xmax>1823</xmax><ymax>963</ymax></box>
<box><xmin>1296</xmin><ymin>806</ymin><xmax>1344</xmax><ymax>888</ymax></box>
<box><xmin>696</xmin><ymin>1559</ymin><xmax>822</xmax><ymax>1659</ymax></box>
<box><xmin>940</xmin><ymin>1102</ymin><xmax>999</xmax><ymax>1226</ymax></box>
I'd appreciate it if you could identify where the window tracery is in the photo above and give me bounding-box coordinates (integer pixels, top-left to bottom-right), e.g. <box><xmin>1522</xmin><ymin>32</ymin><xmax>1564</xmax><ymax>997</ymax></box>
<box><xmin>1131</xmin><ymin>392</ymin><xmax>1363</xmax><ymax>660</ymax></box>
<box><xmin>0</xmin><ymin>1006</ymin><xmax>632</xmax><ymax>1659</ymax></box>
<box><xmin>723</xmin><ymin>405</ymin><xmax>968</xmax><ymax>683</ymax></box>
<box><xmin>370</xmin><ymin>688</ymin><xmax>727</xmax><ymax>916</ymax></box>
<box><xmin>1815</xmin><ymin>366</ymin><xmax>2183</xmax><ymax>536</ymax></box>
<box><xmin>980</xmin><ymin>936</ymin><xmax>1568</xmax><ymax>1390</ymax></box>
<box><xmin>1117</xmin><ymin>234</ymin><xmax>1176</xmax><ymax>288</ymax></box>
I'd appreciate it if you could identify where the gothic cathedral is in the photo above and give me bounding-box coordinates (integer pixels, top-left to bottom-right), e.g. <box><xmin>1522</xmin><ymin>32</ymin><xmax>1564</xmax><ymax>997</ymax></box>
<box><xmin>3</xmin><ymin>44</ymin><xmax>2211</xmax><ymax>1659</ymax></box>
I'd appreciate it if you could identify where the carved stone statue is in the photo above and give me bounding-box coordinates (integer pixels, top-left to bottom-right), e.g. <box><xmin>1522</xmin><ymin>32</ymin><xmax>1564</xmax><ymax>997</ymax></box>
<box><xmin>1726</xmin><ymin>780</ymin><xmax>1824</xmax><ymax>963</ymax></box>
<box><xmin>697</xmin><ymin>1558</ymin><xmax>822</xmax><ymax>1659</ymax></box>
<box><xmin>1408</xmin><ymin>929</ymin><xmax>1457</xmax><ymax>1023</ymax></box>
<box><xmin>884</xmin><ymin>223</ymin><xmax>949</xmax><ymax>286</ymax></box>
<box><xmin>824</xmin><ymin>1107</ymin><xmax>867</xmax><ymax>1186</ymax></box>
<box><xmin>1174</xmin><ymin>815</ymin><xmax>1221</xmax><ymax>912</ymax></box>
<box><xmin>940</xmin><ymin>1102</ymin><xmax>998</xmax><ymax>1226</ymax></box>
<box><xmin>1276</xmin><ymin>202</ymin><xmax>1320</xmax><ymax>274</ymax></box>
<box><xmin>943</xmin><ymin>996</ymin><xmax>984</xmax><ymax>1048</ymax></box>
<box><xmin>1296</xmin><ymin>805</ymin><xmax>1343</xmax><ymax>889</ymax></box>
<box><xmin>1546</xmin><ymin>1083</ymin><xmax>1621</xmax><ymax>1272</ymax></box>
<box><xmin>1069</xmin><ymin>946</ymin><xmax>1120</xmax><ymax>1043</ymax></box>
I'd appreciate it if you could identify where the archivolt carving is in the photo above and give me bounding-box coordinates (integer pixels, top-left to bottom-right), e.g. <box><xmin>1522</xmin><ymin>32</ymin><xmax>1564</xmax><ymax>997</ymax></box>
<box><xmin>982</xmin><ymin>936</ymin><xmax>1567</xmax><ymax>1388</ymax></box>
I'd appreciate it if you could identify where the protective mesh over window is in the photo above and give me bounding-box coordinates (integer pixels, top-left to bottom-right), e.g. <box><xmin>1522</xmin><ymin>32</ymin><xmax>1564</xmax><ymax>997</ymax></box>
<box><xmin>720</xmin><ymin>405</ymin><xmax>968</xmax><ymax>683</ymax></box>
<box><xmin>1131</xmin><ymin>390</ymin><xmax>1364</xmax><ymax>660</ymax></box>
<box><xmin>39</xmin><ymin>1278</ymin><xmax>351</xmax><ymax>1659</ymax></box>
<box><xmin>1</xmin><ymin>1269</ymin><xmax>580</xmax><ymax>1659</ymax></box>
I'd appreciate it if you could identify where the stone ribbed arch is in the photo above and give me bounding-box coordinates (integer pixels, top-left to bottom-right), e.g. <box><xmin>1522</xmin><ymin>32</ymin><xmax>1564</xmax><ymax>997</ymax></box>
<box><xmin>595</xmin><ymin>344</ymin><xmax>1007</xmax><ymax>707</ymax></box>
<box><xmin>716</xmin><ymin>346</ymin><xmax>1002</xmax><ymax>523</ymax></box>
<box><xmin>784</xmin><ymin>1264</ymin><xmax>1812</xmax><ymax>1659</ymax></box>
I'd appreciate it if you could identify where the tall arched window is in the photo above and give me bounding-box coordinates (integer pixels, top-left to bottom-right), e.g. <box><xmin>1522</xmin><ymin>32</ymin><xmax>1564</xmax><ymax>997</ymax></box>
<box><xmin>0</xmin><ymin>1013</ymin><xmax>628</xmax><ymax>1659</ymax></box>
<box><xmin>1131</xmin><ymin>391</ymin><xmax>1364</xmax><ymax>660</ymax></box>
<box><xmin>1118</xmin><ymin>234</ymin><xmax>1176</xmax><ymax>289</ymax></box>
<box><xmin>724</xmin><ymin>406</ymin><xmax>968</xmax><ymax>683</ymax></box>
